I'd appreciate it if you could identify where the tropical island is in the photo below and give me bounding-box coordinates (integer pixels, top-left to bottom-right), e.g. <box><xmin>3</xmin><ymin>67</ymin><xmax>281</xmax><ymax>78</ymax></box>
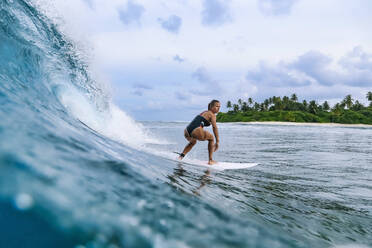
<box><xmin>217</xmin><ymin>92</ymin><xmax>372</xmax><ymax>125</ymax></box>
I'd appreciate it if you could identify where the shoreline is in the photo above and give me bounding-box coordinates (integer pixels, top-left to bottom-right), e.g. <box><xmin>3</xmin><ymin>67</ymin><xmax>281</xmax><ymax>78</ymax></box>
<box><xmin>220</xmin><ymin>121</ymin><xmax>372</xmax><ymax>128</ymax></box>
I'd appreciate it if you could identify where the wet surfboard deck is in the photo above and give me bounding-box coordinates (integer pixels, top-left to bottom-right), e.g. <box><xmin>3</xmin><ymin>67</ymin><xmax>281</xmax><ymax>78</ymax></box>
<box><xmin>173</xmin><ymin>152</ymin><xmax>258</xmax><ymax>171</ymax></box>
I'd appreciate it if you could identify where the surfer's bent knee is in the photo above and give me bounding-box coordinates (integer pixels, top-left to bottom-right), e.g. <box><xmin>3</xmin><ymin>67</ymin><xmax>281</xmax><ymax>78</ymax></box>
<box><xmin>204</xmin><ymin>131</ymin><xmax>213</xmax><ymax>141</ymax></box>
<box><xmin>184</xmin><ymin>129</ymin><xmax>192</xmax><ymax>141</ymax></box>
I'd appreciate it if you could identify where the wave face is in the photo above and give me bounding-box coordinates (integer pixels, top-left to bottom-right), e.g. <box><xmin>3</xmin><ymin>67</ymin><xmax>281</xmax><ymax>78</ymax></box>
<box><xmin>0</xmin><ymin>1</ymin><xmax>299</xmax><ymax>247</ymax></box>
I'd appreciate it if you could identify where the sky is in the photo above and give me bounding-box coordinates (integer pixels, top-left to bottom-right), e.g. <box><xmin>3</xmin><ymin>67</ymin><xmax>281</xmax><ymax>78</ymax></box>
<box><xmin>50</xmin><ymin>0</ymin><xmax>372</xmax><ymax>121</ymax></box>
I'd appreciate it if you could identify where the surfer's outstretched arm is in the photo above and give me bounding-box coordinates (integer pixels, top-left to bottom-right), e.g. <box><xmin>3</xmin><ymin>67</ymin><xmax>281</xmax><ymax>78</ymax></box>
<box><xmin>211</xmin><ymin>114</ymin><xmax>219</xmax><ymax>152</ymax></box>
<box><xmin>207</xmin><ymin>138</ymin><xmax>216</xmax><ymax>164</ymax></box>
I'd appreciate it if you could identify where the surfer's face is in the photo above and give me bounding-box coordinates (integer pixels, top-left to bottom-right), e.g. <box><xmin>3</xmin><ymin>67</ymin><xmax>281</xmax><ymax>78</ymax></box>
<box><xmin>211</xmin><ymin>102</ymin><xmax>220</xmax><ymax>113</ymax></box>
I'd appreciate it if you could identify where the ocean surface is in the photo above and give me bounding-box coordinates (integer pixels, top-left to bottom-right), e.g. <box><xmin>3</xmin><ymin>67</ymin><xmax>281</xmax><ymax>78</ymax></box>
<box><xmin>0</xmin><ymin>1</ymin><xmax>371</xmax><ymax>247</ymax></box>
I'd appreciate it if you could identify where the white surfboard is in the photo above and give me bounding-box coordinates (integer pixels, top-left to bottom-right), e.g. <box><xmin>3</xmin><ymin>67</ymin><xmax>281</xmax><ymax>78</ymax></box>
<box><xmin>181</xmin><ymin>159</ymin><xmax>258</xmax><ymax>171</ymax></box>
<box><xmin>173</xmin><ymin>152</ymin><xmax>258</xmax><ymax>171</ymax></box>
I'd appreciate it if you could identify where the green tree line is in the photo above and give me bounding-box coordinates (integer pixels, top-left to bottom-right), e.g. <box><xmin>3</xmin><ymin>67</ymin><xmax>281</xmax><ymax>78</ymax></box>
<box><xmin>217</xmin><ymin>92</ymin><xmax>372</xmax><ymax>124</ymax></box>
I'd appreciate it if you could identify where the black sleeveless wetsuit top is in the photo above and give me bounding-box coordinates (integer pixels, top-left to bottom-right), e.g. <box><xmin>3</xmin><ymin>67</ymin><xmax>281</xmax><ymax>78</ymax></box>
<box><xmin>186</xmin><ymin>113</ymin><xmax>210</xmax><ymax>135</ymax></box>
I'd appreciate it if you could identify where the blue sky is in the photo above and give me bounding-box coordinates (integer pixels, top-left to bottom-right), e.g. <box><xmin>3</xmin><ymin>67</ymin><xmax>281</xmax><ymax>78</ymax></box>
<box><xmin>53</xmin><ymin>0</ymin><xmax>372</xmax><ymax>121</ymax></box>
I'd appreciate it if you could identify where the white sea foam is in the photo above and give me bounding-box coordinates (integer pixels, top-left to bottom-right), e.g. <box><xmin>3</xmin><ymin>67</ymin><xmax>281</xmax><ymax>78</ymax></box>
<box><xmin>57</xmin><ymin>85</ymin><xmax>165</xmax><ymax>148</ymax></box>
<box><xmin>333</xmin><ymin>245</ymin><xmax>371</xmax><ymax>248</ymax></box>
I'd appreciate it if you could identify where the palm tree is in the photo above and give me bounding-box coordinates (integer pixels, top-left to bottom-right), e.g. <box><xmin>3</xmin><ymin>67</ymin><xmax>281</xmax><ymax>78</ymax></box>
<box><xmin>248</xmin><ymin>97</ymin><xmax>253</xmax><ymax>107</ymax></box>
<box><xmin>367</xmin><ymin>91</ymin><xmax>372</xmax><ymax>101</ymax></box>
<box><xmin>282</xmin><ymin>96</ymin><xmax>290</xmax><ymax>110</ymax></box>
<box><xmin>260</xmin><ymin>103</ymin><xmax>265</xmax><ymax>112</ymax></box>
<box><xmin>339</xmin><ymin>101</ymin><xmax>346</xmax><ymax>110</ymax></box>
<box><xmin>268</xmin><ymin>97</ymin><xmax>273</xmax><ymax>105</ymax></box>
<box><xmin>322</xmin><ymin>101</ymin><xmax>330</xmax><ymax>111</ymax></box>
<box><xmin>343</xmin><ymin>95</ymin><xmax>353</xmax><ymax>109</ymax></box>
<box><xmin>263</xmin><ymin>99</ymin><xmax>269</xmax><ymax>111</ymax></box>
<box><xmin>308</xmin><ymin>100</ymin><xmax>318</xmax><ymax>114</ymax></box>
<box><xmin>302</xmin><ymin>100</ymin><xmax>308</xmax><ymax>111</ymax></box>
<box><xmin>351</xmin><ymin>100</ymin><xmax>364</xmax><ymax>111</ymax></box>
<box><xmin>238</xmin><ymin>99</ymin><xmax>243</xmax><ymax>109</ymax></box>
<box><xmin>273</xmin><ymin>96</ymin><xmax>282</xmax><ymax>110</ymax></box>
<box><xmin>332</xmin><ymin>103</ymin><xmax>342</xmax><ymax>115</ymax></box>
<box><xmin>242</xmin><ymin>102</ymin><xmax>249</xmax><ymax>112</ymax></box>
<box><xmin>226</xmin><ymin>101</ymin><xmax>232</xmax><ymax>111</ymax></box>
<box><xmin>367</xmin><ymin>91</ymin><xmax>372</xmax><ymax>107</ymax></box>
<box><xmin>290</xmin><ymin>93</ymin><xmax>298</xmax><ymax>102</ymax></box>
<box><xmin>233</xmin><ymin>104</ymin><xmax>239</xmax><ymax>112</ymax></box>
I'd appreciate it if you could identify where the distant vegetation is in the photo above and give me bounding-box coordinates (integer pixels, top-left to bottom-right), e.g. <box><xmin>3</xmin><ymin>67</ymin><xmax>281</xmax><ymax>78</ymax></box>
<box><xmin>217</xmin><ymin>92</ymin><xmax>372</xmax><ymax>124</ymax></box>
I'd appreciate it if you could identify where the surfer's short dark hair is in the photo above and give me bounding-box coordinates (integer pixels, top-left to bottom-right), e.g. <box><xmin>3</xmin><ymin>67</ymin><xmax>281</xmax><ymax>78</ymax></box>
<box><xmin>208</xmin><ymin>100</ymin><xmax>220</xmax><ymax>110</ymax></box>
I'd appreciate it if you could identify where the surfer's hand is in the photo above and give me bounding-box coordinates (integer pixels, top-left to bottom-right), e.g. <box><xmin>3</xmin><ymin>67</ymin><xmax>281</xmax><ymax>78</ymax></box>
<box><xmin>214</xmin><ymin>143</ymin><xmax>219</xmax><ymax>152</ymax></box>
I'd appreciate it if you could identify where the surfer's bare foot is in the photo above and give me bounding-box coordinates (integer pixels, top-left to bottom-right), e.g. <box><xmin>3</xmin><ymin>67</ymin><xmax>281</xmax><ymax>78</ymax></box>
<box><xmin>208</xmin><ymin>160</ymin><xmax>217</xmax><ymax>165</ymax></box>
<box><xmin>178</xmin><ymin>152</ymin><xmax>185</xmax><ymax>160</ymax></box>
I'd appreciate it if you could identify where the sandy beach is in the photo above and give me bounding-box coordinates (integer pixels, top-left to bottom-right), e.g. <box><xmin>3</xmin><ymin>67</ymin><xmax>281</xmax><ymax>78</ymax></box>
<box><xmin>231</xmin><ymin>121</ymin><xmax>372</xmax><ymax>128</ymax></box>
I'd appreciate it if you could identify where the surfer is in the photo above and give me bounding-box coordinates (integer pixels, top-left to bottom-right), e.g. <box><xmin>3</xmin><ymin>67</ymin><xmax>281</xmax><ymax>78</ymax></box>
<box><xmin>178</xmin><ymin>100</ymin><xmax>221</xmax><ymax>165</ymax></box>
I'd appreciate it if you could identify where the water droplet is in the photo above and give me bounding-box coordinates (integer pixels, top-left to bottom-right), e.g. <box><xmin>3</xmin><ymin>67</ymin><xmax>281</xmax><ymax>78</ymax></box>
<box><xmin>165</xmin><ymin>201</ymin><xmax>174</xmax><ymax>209</ymax></box>
<box><xmin>137</xmin><ymin>199</ymin><xmax>146</xmax><ymax>209</ymax></box>
<box><xmin>14</xmin><ymin>193</ymin><xmax>34</xmax><ymax>210</ymax></box>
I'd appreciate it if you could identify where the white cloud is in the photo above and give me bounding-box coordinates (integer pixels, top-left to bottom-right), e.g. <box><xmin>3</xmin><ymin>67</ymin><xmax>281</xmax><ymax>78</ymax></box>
<box><xmin>173</xmin><ymin>55</ymin><xmax>185</xmax><ymax>63</ymax></box>
<box><xmin>290</xmin><ymin>51</ymin><xmax>338</xmax><ymax>86</ymax></box>
<box><xmin>118</xmin><ymin>1</ymin><xmax>145</xmax><ymax>26</ymax></box>
<box><xmin>132</xmin><ymin>83</ymin><xmax>153</xmax><ymax>90</ymax></box>
<box><xmin>158</xmin><ymin>15</ymin><xmax>182</xmax><ymax>33</ymax></box>
<box><xmin>246</xmin><ymin>47</ymin><xmax>372</xmax><ymax>88</ymax></box>
<box><xmin>339</xmin><ymin>46</ymin><xmax>372</xmax><ymax>87</ymax></box>
<box><xmin>201</xmin><ymin>0</ymin><xmax>232</xmax><ymax>26</ymax></box>
<box><xmin>247</xmin><ymin>61</ymin><xmax>312</xmax><ymax>87</ymax></box>
<box><xmin>191</xmin><ymin>67</ymin><xmax>222</xmax><ymax>96</ymax></box>
<box><xmin>82</xmin><ymin>0</ymin><xmax>94</xmax><ymax>9</ymax></box>
<box><xmin>131</xmin><ymin>82</ymin><xmax>153</xmax><ymax>96</ymax></box>
<box><xmin>175</xmin><ymin>91</ymin><xmax>189</xmax><ymax>101</ymax></box>
<box><xmin>257</xmin><ymin>0</ymin><xmax>298</xmax><ymax>16</ymax></box>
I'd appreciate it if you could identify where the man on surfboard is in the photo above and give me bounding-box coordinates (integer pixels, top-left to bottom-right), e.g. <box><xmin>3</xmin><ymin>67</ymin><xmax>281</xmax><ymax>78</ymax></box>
<box><xmin>178</xmin><ymin>100</ymin><xmax>220</xmax><ymax>165</ymax></box>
